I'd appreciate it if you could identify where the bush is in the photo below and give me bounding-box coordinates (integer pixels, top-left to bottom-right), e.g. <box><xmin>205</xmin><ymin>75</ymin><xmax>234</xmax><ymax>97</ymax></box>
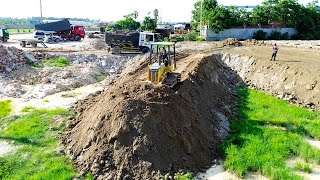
<box><xmin>253</xmin><ymin>30</ymin><xmax>267</xmax><ymax>40</ymax></box>
<box><xmin>196</xmin><ymin>37</ymin><xmax>206</xmax><ymax>41</ymax></box>
<box><xmin>184</xmin><ymin>32</ymin><xmax>198</xmax><ymax>41</ymax></box>
<box><xmin>269</xmin><ymin>31</ymin><xmax>281</xmax><ymax>40</ymax></box>
<box><xmin>171</xmin><ymin>35</ymin><xmax>185</xmax><ymax>42</ymax></box>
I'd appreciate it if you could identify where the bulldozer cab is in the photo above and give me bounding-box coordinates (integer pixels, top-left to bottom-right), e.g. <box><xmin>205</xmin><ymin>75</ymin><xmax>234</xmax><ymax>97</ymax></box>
<box><xmin>148</xmin><ymin>42</ymin><xmax>180</xmax><ymax>87</ymax></box>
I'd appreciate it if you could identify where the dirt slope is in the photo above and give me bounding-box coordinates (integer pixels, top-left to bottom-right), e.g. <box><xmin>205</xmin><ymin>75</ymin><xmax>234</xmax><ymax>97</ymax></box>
<box><xmin>63</xmin><ymin>54</ymin><xmax>240</xmax><ymax>179</ymax></box>
<box><xmin>220</xmin><ymin>45</ymin><xmax>320</xmax><ymax>109</ymax></box>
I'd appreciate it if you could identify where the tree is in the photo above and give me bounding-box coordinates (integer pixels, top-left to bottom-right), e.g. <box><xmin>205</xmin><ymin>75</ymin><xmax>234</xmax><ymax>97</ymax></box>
<box><xmin>192</xmin><ymin>0</ymin><xmax>231</xmax><ymax>31</ymax></box>
<box><xmin>228</xmin><ymin>6</ymin><xmax>250</xmax><ymax>26</ymax></box>
<box><xmin>153</xmin><ymin>9</ymin><xmax>159</xmax><ymax>25</ymax></box>
<box><xmin>141</xmin><ymin>16</ymin><xmax>156</xmax><ymax>30</ymax></box>
<box><xmin>133</xmin><ymin>11</ymin><xmax>139</xmax><ymax>20</ymax></box>
<box><xmin>106</xmin><ymin>14</ymin><xmax>140</xmax><ymax>31</ymax></box>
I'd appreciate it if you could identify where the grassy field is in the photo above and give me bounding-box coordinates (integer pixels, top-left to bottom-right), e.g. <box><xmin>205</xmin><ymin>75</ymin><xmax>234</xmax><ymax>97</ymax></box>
<box><xmin>221</xmin><ymin>87</ymin><xmax>320</xmax><ymax>179</ymax></box>
<box><xmin>0</xmin><ymin>100</ymin><xmax>11</xmax><ymax>118</ymax></box>
<box><xmin>0</xmin><ymin>107</ymin><xmax>90</xmax><ymax>180</ymax></box>
<box><xmin>7</xmin><ymin>29</ymin><xmax>34</xmax><ymax>34</ymax></box>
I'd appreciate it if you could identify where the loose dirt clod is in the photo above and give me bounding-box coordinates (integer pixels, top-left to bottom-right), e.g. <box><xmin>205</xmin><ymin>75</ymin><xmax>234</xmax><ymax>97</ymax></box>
<box><xmin>63</xmin><ymin>54</ymin><xmax>240</xmax><ymax>179</ymax></box>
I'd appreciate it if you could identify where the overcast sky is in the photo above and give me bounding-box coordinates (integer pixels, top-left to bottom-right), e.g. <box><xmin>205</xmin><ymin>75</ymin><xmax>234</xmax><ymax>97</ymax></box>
<box><xmin>0</xmin><ymin>0</ymin><xmax>317</xmax><ymax>22</ymax></box>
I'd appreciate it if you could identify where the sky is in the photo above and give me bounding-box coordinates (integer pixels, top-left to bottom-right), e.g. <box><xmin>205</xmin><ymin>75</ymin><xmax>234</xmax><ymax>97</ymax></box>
<box><xmin>0</xmin><ymin>0</ymin><xmax>318</xmax><ymax>22</ymax></box>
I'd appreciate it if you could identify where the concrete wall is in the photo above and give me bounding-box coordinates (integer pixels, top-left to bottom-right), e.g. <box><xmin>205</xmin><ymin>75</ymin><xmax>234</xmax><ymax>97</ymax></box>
<box><xmin>205</xmin><ymin>27</ymin><xmax>298</xmax><ymax>41</ymax></box>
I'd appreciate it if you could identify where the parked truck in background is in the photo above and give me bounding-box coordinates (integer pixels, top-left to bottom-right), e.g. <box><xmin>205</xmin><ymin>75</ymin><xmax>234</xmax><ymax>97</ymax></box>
<box><xmin>0</xmin><ymin>28</ymin><xmax>9</xmax><ymax>42</ymax></box>
<box><xmin>105</xmin><ymin>31</ymin><xmax>157</xmax><ymax>54</ymax></box>
<box><xmin>35</xmin><ymin>19</ymin><xmax>85</xmax><ymax>41</ymax></box>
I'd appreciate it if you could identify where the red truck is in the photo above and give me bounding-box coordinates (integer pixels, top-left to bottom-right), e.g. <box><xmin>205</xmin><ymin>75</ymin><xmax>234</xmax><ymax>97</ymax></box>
<box><xmin>35</xmin><ymin>19</ymin><xmax>85</xmax><ymax>41</ymax></box>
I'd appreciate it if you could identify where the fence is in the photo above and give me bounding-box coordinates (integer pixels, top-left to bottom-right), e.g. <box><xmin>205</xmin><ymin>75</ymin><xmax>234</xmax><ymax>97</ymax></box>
<box><xmin>204</xmin><ymin>27</ymin><xmax>298</xmax><ymax>41</ymax></box>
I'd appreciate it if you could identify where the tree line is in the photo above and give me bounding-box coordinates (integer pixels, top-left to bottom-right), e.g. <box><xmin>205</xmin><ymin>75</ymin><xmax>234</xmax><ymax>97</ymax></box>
<box><xmin>192</xmin><ymin>0</ymin><xmax>320</xmax><ymax>39</ymax></box>
<box><xmin>106</xmin><ymin>9</ymin><xmax>159</xmax><ymax>31</ymax></box>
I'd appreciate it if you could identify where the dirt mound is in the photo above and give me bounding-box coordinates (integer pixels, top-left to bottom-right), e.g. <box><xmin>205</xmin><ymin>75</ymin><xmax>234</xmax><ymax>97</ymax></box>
<box><xmin>81</xmin><ymin>38</ymin><xmax>109</xmax><ymax>51</ymax></box>
<box><xmin>221</xmin><ymin>38</ymin><xmax>242</xmax><ymax>47</ymax></box>
<box><xmin>63</xmin><ymin>54</ymin><xmax>240</xmax><ymax>179</ymax></box>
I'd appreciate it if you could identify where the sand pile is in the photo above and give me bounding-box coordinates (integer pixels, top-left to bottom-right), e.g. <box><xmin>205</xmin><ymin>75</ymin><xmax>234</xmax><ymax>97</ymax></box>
<box><xmin>63</xmin><ymin>54</ymin><xmax>240</xmax><ymax>179</ymax></box>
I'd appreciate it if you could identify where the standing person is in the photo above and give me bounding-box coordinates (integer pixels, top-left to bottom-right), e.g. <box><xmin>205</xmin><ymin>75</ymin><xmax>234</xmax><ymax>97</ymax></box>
<box><xmin>270</xmin><ymin>43</ymin><xmax>279</xmax><ymax>61</ymax></box>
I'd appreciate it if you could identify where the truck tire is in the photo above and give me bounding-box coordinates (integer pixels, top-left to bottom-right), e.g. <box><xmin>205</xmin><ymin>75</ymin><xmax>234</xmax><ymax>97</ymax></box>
<box><xmin>75</xmin><ymin>35</ymin><xmax>81</xmax><ymax>41</ymax></box>
<box><xmin>55</xmin><ymin>38</ymin><xmax>60</xmax><ymax>43</ymax></box>
<box><xmin>112</xmin><ymin>46</ymin><xmax>121</xmax><ymax>54</ymax></box>
<box><xmin>20</xmin><ymin>41</ymin><xmax>26</xmax><ymax>47</ymax></box>
<box><xmin>141</xmin><ymin>47</ymin><xmax>149</xmax><ymax>54</ymax></box>
<box><xmin>3</xmin><ymin>38</ymin><xmax>7</xmax><ymax>42</ymax></box>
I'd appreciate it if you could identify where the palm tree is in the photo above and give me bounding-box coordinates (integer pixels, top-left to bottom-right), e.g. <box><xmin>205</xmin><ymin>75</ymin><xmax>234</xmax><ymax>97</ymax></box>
<box><xmin>153</xmin><ymin>9</ymin><xmax>159</xmax><ymax>24</ymax></box>
<box><xmin>133</xmin><ymin>11</ymin><xmax>139</xmax><ymax>20</ymax></box>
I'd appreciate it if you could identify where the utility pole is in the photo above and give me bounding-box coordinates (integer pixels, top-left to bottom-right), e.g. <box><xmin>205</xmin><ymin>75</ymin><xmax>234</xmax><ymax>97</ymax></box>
<box><xmin>40</xmin><ymin>0</ymin><xmax>43</xmax><ymax>19</ymax></box>
<box><xmin>200</xmin><ymin>0</ymin><xmax>203</xmax><ymax>37</ymax></box>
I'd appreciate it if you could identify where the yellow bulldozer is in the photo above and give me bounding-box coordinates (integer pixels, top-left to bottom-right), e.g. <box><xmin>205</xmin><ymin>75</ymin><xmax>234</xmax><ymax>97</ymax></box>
<box><xmin>147</xmin><ymin>42</ymin><xmax>181</xmax><ymax>87</ymax></box>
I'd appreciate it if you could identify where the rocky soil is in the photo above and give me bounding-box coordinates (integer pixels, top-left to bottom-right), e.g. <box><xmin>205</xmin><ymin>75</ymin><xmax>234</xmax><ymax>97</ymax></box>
<box><xmin>0</xmin><ymin>45</ymin><xmax>37</xmax><ymax>74</ymax></box>
<box><xmin>0</xmin><ymin>49</ymin><xmax>142</xmax><ymax>100</ymax></box>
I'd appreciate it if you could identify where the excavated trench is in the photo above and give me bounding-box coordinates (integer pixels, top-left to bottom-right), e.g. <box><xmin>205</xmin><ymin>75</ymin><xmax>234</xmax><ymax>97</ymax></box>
<box><xmin>63</xmin><ymin>51</ymin><xmax>320</xmax><ymax>179</ymax></box>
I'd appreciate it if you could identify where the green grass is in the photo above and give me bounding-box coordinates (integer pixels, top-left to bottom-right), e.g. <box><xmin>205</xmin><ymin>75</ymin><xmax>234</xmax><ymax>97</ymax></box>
<box><xmin>21</xmin><ymin>106</ymin><xmax>36</xmax><ymax>113</ymax></box>
<box><xmin>92</xmin><ymin>71</ymin><xmax>106</xmax><ymax>82</ymax></box>
<box><xmin>0</xmin><ymin>100</ymin><xmax>12</xmax><ymax>118</ymax></box>
<box><xmin>176</xmin><ymin>172</ymin><xmax>193</xmax><ymax>180</ymax></box>
<box><xmin>44</xmin><ymin>57</ymin><xmax>71</xmax><ymax>68</ymax></box>
<box><xmin>61</xmin><ymin>92</ymin><xmax>80</xmax><ymax>98</ymax></box>
<box><xmin>26</xmin><ymin>61</ymin><xmax>44</xmax><ymax>68</ymax></box>
<box><xmin>294</xmin><ymin>162</ymin><xmax>313</xmax><ymax>173</ymax></box>
<box><xmin>221</xmin><ymin>86</ymin><xmax>320</xmax><ymax>179</ymax></box>
<box><xmin>0</xmin><ymin>108</ymin><xmax>79</xmax><ymax>180</ymax></box>
<box><xmin>7</xmin><ymin>29</ymin><xmax>34</xmax><ymax>34</ymax></box>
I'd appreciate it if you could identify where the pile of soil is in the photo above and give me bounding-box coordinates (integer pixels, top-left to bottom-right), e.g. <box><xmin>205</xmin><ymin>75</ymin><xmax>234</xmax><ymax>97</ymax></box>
<box><xmin>63</xmin><ymin>54</ymin><xmax>241</xmax><ymax>179</ymax></box>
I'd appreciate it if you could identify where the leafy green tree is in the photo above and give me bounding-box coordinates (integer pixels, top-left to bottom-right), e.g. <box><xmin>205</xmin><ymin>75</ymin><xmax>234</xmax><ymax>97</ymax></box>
<box><xmin>207</xmin><ymin>6</ymin><xmax>232</xmax><ymax>31</ymax></box>
<box><xmin>141</xmin><ymin>16</ymin><xmax>156</xmax><ymax>30</ymax></box>
<box><xmin>192</xmin><ymin>0</ymin><xmax>232</xmax><ymax>31</ymax></box>
<box><xmin>106</xmin><ymin>14</ymin><xmax>140</xmax><ymax>31</ymax></box>
<box><xmin>228</xmin><ymin>6</ymin><xmax>250</xmax><ymax>26</ymax></box>
<box><xmin>191</xmin><ymin>1</ymin><xmax>201</xmax><ymax>30</ymax></box>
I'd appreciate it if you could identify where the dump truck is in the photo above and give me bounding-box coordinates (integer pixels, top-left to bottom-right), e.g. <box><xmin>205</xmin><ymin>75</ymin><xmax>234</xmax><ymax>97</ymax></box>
<box><xmin>0</xmin><ymin>28</ymin><xmax>9</xmax><ymax>42</ymax></box>
<box><xmin>35</xmin><ymin>19</ymin><xmax>85</xmax><ymax>41</ymax></box>
<box><xmin>105</xmin><ymin>31</ymin><xmax>157</xmax><ymax>54</ymax></box>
